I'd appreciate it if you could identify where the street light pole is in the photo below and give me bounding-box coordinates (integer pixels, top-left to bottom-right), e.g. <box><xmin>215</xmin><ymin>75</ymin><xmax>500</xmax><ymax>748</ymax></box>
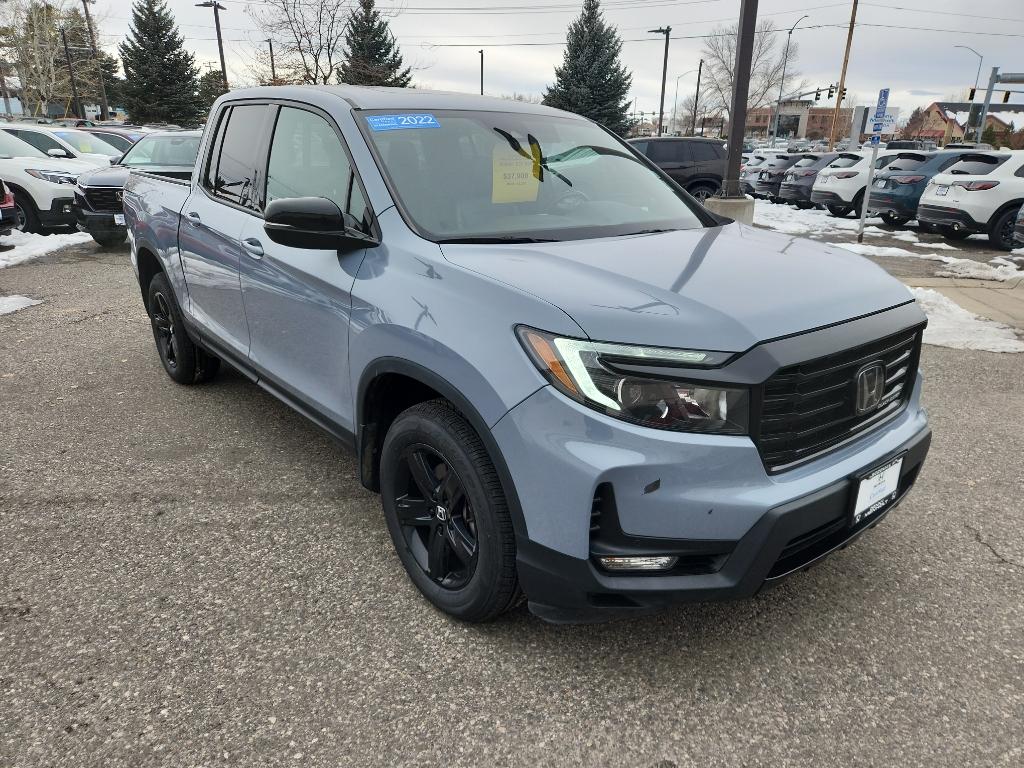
<box><xmin>478</xmin><ymin>49</ymin><xmax>484</xmax><ymax>95</ymax></box>
<box><xmin>723</xmin><ymin>0</ymin><xmax>759</xmax><ymax>198</ymax></box>
<box><xmin>264</xmin><ymin>39</ymin><xmax>276</xmax><ymax>83</ymax></box>
<box><xmin>671</xmin><ymin>68</ymin><xmax>698</xmax><ymax>135</ymax></box>
<box><xmin>954</xmin><ymin>45</ymin><xmax>984</xmax><ymax>141</ymax></box>
<box><xmin>196</xmin><ymin>2</ymin><xmax>229</xmax><ymax>90</ymax></box>
<box><xmin>649</xmin><ymin>26</ymin><xmax>672</xmax><ymax>136</ymax></box>
<box><xmin>828</xmin><ymin>0</ymin><xmax>858</xmax><ymax>150</ymax></box>
<box><xmin>771</xmin><ymin>14</ymin><xmax>807</xmax><ymax>142</ymax></box>
<box><xmin>80</xmin><ymin>0</ymin><xmax>109</xmax><ymax>120</ymax></box>
<box><xmin>691</xmin><ymin>58</ymin><xmax>703</xmax><ymax>136</ymax></box>
<box><xmin>60</xmin><ymin>27</ymin><xmax>82</xmax><ymax>119</ymax></box>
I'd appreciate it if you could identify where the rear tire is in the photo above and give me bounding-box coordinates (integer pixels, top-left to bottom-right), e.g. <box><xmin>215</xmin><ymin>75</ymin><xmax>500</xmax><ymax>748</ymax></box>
<box><xmin>826</xmin><ymin>204</ymin><xmax>852</xmax><ymax>218</ymax></box>
<box><xmin>881</xmin><ymin>212</ymin><xmax>910</xmax><ymax>226</ymax></box>
<box><xmin>988</xmin><ymin>207</ymin><xmax>1019</xmax><ymax>251</ymax></box>
<box><xmin>380</xmin><ymin>400</ymin><xmax>520</xmax><ymax>622</ymax></box>
<box><xmin>13</xmin><ymin>193</ymin><xmax>39</xmax><ymax>233</ymax></box>
<box><xmin>146</xmin><ymin>272</ymin><xmax>220</xmax><ymax>384</ymax></box>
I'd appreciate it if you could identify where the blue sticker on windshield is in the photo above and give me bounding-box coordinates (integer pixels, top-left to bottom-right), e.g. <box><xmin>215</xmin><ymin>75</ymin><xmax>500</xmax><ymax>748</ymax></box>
<box><xmin>366</xmin><ymin>113</ymin><xmax>441</xmax><ymax>132</ymax></box>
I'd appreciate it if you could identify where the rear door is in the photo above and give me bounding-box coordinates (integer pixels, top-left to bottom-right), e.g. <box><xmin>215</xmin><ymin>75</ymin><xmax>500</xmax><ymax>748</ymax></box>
<box><xmin>647</xmin><ymin>139</ymin><xmax>691</xmax><ymax>184</ymax></box>
<box><xmin>179</xmin><ymin>102</ymin><xmax>272</xmax><ymax>356</ymax></box>
<box><xmin>238</xmin><ymin>104</ymin><xmax>373</xmax><ymax>433</ymax></box>
<box><xmin>690</xmin><ymin>140</ymin><xmax>725</xmax><ymax>185</ymax></box>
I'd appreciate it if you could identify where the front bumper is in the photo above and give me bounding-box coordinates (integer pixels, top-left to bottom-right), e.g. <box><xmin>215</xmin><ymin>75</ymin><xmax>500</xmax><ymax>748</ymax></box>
<box><xmin>916</xmin><ymin>203</ymin><xmax>986</xmax><ymax>233</ymax></box>
<box><xmin>72</xmin><ymin>204</ymin><xmax>126</xmax><ymax>236</ymax></box>
<box><xmin>37</xmin><ymin>197</ymin><xmax>75</xmax><ymax>228</ymax></box>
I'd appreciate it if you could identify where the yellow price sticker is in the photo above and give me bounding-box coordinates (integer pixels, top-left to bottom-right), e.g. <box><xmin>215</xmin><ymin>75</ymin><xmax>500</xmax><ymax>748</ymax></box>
<box><xmin>492</xmin><ymin>145</ymin><xmax>540</xmax><ymax>204</ymax></box>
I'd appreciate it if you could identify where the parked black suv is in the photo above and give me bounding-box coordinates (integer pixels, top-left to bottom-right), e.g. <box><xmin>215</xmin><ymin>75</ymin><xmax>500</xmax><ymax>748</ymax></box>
<box><xmin>629</xmin><ymin>136</ymin><xmax>727</xmax><ymax>201</ymax></box>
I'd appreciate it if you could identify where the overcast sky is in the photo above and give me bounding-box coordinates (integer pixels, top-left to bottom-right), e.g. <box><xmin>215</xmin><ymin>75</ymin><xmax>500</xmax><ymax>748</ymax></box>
<box><xmin>87</xmin><ymin>0</ymin><xmax>1024</xmax><ymax>118</ymax></box>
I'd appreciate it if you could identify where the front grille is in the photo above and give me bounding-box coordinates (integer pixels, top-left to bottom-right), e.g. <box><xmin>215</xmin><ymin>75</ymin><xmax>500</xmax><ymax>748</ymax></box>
<box><xmin>755</xmin><ymin>327</ymin><xmax>923</xmax><ymax>473</ymax></box>
<box><xmin>84</xmin><ymin>187</ymin><xmax>122</xmax><ymax>212</ymax></box>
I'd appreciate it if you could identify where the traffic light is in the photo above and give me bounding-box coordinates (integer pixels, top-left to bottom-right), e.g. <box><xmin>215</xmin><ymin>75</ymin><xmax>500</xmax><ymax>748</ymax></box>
<box><xmin>815</xmin><ymin>89</ymin><xmax>821</xmax><ymax>101</ymax></box>
<box><xmin>1003</xmin><ymin>91</ymin><xmax>1012</xmax><ymax>103</ymax></box>
<box><xmin>840</xmin><ymin>87</ymin><xmax>847</xmax><ymax>102</ymax></box>
<box><xmin>827</xmin><ymin>84</ymin><xmax>836</xmax><ymax>99</ymax></box>
<box><xmin>968</xmin><ymin>88</ymin><xmax>976</xmax><ymax>101</ymax></box>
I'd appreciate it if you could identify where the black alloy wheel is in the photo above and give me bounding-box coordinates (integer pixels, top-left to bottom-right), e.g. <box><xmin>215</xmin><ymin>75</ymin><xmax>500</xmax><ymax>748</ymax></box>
<box><xmin>150</xmin><ymin>289</ymin><xmax>179</xmax><ymax>371</ymax></box>
<box><xmin>394</xmin><ymin>444</ymin><xmax>478</xmax><ymax>589</ymax></box>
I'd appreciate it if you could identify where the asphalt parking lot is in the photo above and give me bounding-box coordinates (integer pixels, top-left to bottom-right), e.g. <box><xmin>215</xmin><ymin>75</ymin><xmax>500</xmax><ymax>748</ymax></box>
<box><xmin>1</xmin><ymin>239</ymin><xmax>1022</xmax><ymax>767</ymax></box>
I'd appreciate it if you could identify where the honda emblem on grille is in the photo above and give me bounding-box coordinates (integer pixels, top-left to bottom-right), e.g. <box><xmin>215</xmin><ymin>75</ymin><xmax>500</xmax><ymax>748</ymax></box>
<box><xmin>854</xmin><ymin>362</ymin><xmax>886</xmax><ymax>414</ymax></box>
<box><xmin>115</xmin><ymin>190</ymin><xmax>123</xmax><ymax>203</ymax></box>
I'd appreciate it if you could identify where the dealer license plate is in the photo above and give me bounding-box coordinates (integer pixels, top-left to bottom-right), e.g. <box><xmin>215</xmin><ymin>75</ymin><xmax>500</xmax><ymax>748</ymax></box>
<box><xmin>852</xmin><ymin>455</ymin><xmax>903</xmax><ymax>526</ymax></box>
<box><xmin>113</xmin><ymin>213</ymin><xmax>125</xmax><ymax>225</ymax></box>
<box><xmin>936</xmin><ymin>185</ymin><xmax>949</xmax><ymax>197</ymax></box>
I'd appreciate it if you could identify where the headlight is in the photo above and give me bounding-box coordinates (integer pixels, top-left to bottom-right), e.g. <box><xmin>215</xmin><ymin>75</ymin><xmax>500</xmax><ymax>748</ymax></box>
<box><xmin>516</xmin><ymin>327</ymin><xmax>749</xmax><ymax>434</ymax></box>
<box><xmin>25</xmin><ymin>169</ymin><xmax>78</xmax><ymax>185</ymax></box>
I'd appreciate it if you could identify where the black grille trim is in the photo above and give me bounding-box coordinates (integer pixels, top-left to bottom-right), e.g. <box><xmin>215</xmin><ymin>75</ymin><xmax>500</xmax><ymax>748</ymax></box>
<box><xmin>83</xmin><ymin>186</ymin><xmax>122</xmax><ymax>212</ymax></box>
<box><xmin>754</xmin><ymin>327</ymin><xmax>923</xmax><ymax>473</ymax></box>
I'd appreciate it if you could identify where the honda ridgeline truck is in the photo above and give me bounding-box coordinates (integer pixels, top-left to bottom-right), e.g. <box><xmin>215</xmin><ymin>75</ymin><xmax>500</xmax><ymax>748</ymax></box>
<box><xmin>124</xmin><ymin>87</ymin><xmax>931</xmax><ymax>623</ymax></box>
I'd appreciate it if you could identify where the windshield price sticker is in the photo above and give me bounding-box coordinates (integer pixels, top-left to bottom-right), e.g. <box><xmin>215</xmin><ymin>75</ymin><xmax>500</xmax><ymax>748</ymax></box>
<box><xmin>366</xmin><ymin>114</ymin><xmax>441</xmax><ymax>132</ymax></box>
<box><xmin>492</xmin><ymin>145</ymin><xmax>540</xmax><ymax>204</ymax></box>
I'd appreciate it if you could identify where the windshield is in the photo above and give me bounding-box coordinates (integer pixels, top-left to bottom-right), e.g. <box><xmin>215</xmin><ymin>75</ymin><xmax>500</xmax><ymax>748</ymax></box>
<box><xmin>360</xmin><ymin>110</ymin><xmax>705</xmax><ymax>242</ymax></box>
<box><xmin>0</xmin><ymin>130</ymin><xmax>46</xmax><ymax>158</ymax></box>
<box><xmin>52</xmin><ymin>129</ymin><xmax>121</xmax><ymax>156</ymax></box>
<box><xmin>121</xmin><ymin>134</ymin><xmax>201</xmax><ymax>167</ymax></box>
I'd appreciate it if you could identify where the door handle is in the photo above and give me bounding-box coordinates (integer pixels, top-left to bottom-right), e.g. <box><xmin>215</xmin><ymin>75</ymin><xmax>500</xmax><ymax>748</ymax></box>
<box><xmin>241</xmin><ymin>237</ymin><xmax>264</xmax><ymax>259</ymax></box>
<box><xmin>185</xmin><ymin>211</ymin><xmax>201</xmax><ymax>226</ymax></box>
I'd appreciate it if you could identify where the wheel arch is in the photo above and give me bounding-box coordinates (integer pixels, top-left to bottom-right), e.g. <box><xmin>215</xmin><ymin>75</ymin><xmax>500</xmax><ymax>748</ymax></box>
<box><xmin>356</xmin><ymin>357</ymin><xmax>529</xmax><ymax>540</ymax></box>
<box><xmin>135</xmin><ymin>244</ymin><xmax>163</xmax><ymax>312</ymax></box>
<box><xmin>987</xmin><ymin>199</ymin><xmax>1024</xmax><ymax>229</ymax></box>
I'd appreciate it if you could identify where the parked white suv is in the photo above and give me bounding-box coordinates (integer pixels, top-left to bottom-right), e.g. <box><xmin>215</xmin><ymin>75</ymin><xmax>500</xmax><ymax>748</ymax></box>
<box><xmin>811</xmin><ymin>149</ymin><xmax>903</xmax><ymax>217</ymax></box>
<box><xmin>1</xmin><ymin>124</ymin><xmax>121</xmax><ymax>165</ymax></box>
<box><xmin>0</xmin><ymin>130</ymin><xmax>98</xmax><ymax>232</ymax></box>
<box><xmin>917</xmin><ymin>151</ymin><xmax>1024</xmax><ymax>251</ymax></box>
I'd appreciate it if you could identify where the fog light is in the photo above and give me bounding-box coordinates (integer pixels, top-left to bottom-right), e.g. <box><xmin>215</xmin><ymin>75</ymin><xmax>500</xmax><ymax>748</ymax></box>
<box><xmin>598</xmin><ymin>555</ymin><xmax>678</xmax><ymax>572</ymax></box>
<box><xmin>62</xmin><ymin>204</ymin><xmax>72</xmax><ymax>213</ymax></box>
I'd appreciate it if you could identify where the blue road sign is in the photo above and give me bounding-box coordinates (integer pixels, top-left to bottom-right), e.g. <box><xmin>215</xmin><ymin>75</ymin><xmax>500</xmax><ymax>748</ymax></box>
<box><xmin>873</xmin><ymin>122</ymin><xmax>884</xmax><ymax>133</ymax></box>
<box><xmin>874</xmin><ymin>88</ymin><xmax>890</xmax><ymax>119</ymax></box>
<box><xmin>870</xmin><ymin>134</ymin><xmax>881</xmax><ymax>146</ymax></box>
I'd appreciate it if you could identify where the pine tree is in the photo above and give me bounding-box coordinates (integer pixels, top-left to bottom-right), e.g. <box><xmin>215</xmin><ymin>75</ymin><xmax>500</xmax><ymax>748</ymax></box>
<box><xmin>542</xmin><ymin>0</ymin><xmax>632</xmax><ymax>135</ymax></box>
<box><xmin>338</xmin><ymin>0</ymin><xmax>411</xmax><ymax>87</ymax></box>
<box><xmin>196</xmin><ymin>70</ymin><xmax>228</xmax><ymax>114</ymax></box>
<box><xmin>118</xmin><ymin>0</ymin><xmax>202</xmax><ymax>125</ymax></box>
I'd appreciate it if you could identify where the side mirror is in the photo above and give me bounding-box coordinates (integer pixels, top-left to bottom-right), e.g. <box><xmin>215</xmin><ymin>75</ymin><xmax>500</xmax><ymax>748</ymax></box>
<box><xmin>47</xmin><ymin>148</ymin><xmax>71</xmax><ymax>158</ymax></box>
<box><xmin>263</xmin><ymin>196</ymin><xmax>376</xmax><ymax>250</ymax></box>
<box><xmin>110</xmin><ymin>154</ymin><xmax>122</xmax><ymax>165</ymax></box>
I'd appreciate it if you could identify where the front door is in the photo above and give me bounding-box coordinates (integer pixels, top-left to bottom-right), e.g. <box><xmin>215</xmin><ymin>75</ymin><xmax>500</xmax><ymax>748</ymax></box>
<box><xmin>179</xmin><ymin>103</ymin><xmax>272</xmax><ymax>357</ymax></box>
<box><xmin>239</xmin><ymin>105</ymin><xmax>373</xmax><ymax>434</ymax></box>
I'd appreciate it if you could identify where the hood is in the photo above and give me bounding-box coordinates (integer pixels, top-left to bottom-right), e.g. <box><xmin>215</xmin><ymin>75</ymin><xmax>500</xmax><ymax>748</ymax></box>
<box><xmin>440</xmin><ymin>223</ymin><xmax>914</xmax><ymax>352</ymax></box>
<box><xmin>76</xmin><ymin>163</ymin><xmax>130</xmax><ymax>188</ymax></box>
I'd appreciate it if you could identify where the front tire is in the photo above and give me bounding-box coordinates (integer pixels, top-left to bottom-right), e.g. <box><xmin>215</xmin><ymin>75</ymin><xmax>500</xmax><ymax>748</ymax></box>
<box><xmin>146</xmin><ymin>272</ymin><xmax>220</xmax><ymax>384</ymax></box>
<box><xmin>686</xmin><ymin>182</ymin><xmax>718</xmax><ymax>203</ymax></box>
<box><xmin>380</xmin><ymin>400</ymin><xmax>519</xmax><ymax>622</ymax></box>
<box><xmin>13</xmin><ymin>193</ymin><xmax>39</xmax><ymax>233</ymax></box>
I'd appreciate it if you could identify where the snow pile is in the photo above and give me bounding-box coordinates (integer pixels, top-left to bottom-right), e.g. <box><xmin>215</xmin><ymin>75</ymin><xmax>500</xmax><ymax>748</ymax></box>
<box><xmin>0</xmin><ymin>230</ymin><xmax>92</xmax><ymax>269</ymax></box>
<box><xmin>827</xmin><ymin>241</ymin><xmax>1022</xmax><ymax>281</ymax></box>
<box><xmin>752</xmin><ymin>200</ymin><xmax>883</xmax><ymax>237</ymax></box>
<box><xmin>911</xmin><ymin>240</ymin><xmax>958</xmax><ymax>250</ymax></box>
<box><xmin>826</xmin><ymin>242</ymin><xmax>922</xmax><ymax>258</ymax></box>
<box><xmin>0</xmin><ymin>295</ymin><xmax>41</xmax><ymax>315</ymax></box>
<box><xmin>911</xmin><ymin>288</ymin><xmax>1024</xmax><ymax>353</ymax></box>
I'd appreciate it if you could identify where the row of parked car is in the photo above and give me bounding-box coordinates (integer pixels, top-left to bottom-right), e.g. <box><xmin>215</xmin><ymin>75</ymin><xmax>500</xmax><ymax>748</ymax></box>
<box><xmin>0</xmin><ymin>121</ymin><xmax>200</xmax><ymax>245</ymax></box>
<box><xmin>736</xmin><ymin>147</ymin><xmax>1024</xmax><ymax>251</ymax></box>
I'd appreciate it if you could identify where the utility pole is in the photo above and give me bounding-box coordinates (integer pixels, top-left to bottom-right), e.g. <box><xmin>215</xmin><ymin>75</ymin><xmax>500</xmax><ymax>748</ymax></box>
<box><xmin>828</xmin><ymin>0</ymin><xmax>858</xmax><ymax>150</ymax></box>
<box><xmin>60</xmin><ymin>27</ymin><xmax>82</xmax><ymax>119</ymax></box>
<box><xmin>691</xmin><ymin>58</ymin><xmax>703</xmax><ymax>136</ymax></box>
<box><xmin>478</xmin><ymin>49</ymin><xmax>483</xmax><ymax>95</ymax></box>
<box><xmin>196</xmin><ymin>1</ymin><xmax>229</xmax><ymax>90</ymax></box>
<box><xmin>80</xmin><ymin>0</ymin><xmax>109</xmax><ymax>120</ymax></box>
<box><xmin>264</xmin><ymin>38</ymin><xmax>276</xmax><ymax>83</ymax></box>
<box><xmin>721</xmin><ymin>0</ymin><xmax>758</xmax><ymax>198</ymax></box>
<box><xmin>772</xmin><ymin>14</ymin><xmax>807</xmax><ymax>141</ymax></box>
<box><xmin>649</xmin><ymin>26</ymin><xmax>671</xmax><ymax>136</ymax></box>
<box><xmin>954</xmin><ymin>45</ymin><xmax>983</xmax><ymax>140</ymax></box>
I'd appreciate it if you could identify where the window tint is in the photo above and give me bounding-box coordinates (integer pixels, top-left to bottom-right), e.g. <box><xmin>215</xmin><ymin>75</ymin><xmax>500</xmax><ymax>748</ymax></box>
<box><xmin>886</xmin><ymin>153</ymin><xmax>928</xmax><ymax>171</ymax></box>
<box><xmin>938</xmin><ymin>154</ymin><xmax>967</xmax><ymax>171</ymax></box>
<box><xmin>91</xmin><ymin>132</ymin><xmax>133</xmax><ymax>152</ymax></box>
<box><xmin>53</xmin><ymin>129</ymin><xmax>120</xmax><ymax>156</ymax></box>
<box><xmin>266</xmin><ymin>106</ymin><xmax>369</xmax><ymax>231</ymax></box>
<box><xmin>945</xmin><ymin>154</ymin><xmax>1008</xmax><ymax>175</ymax></box>
<box><xmin>631</xmin><ymin>141</ymin><xmax>648</xmax><ymax>155</ymax></box>
<box><xmin>689</xmin><ymin>142</ymin><xmax>719</xmax><ymax>162</ymax></box>
<box><xmin>1016</xmin><ymin>163</ymin><xmax>1024</xmax><ymax>178</ymax></box>
<box><xmin>793</xmin><ymin>156</ymin><xmax>819</xmax><ymax>168</ymax></box>
<box><xmin>745</xmin><ymin>155</ymin><xmax>767</xmax><ymax>167</ymax></box>
<box><xmin>648</xmin><ymin>140</ymin><xmax>689</xmax><ymax>163</ymax></box>
<box><xmin>0</xmin><ymin>130</ymin><xmax>46</xmax><ymax>158</ymax></box>
<box><xmin>123</xmin><ymin>134</ymin><xmax>201</xmax><ymax>167</ymax></box>
<box><xmin>875</xmin><ymin>155</ymin><xmax>898</xmax><ymax>170</ymax></box>
<box><xmin>207</xmin><ymin>104</ymin><xmax>267</xmax><ymax>210</ymax></box>
<box><xmin>10</xmin><ymin>129</ymin><xmax>63</xmax><ymax>154</ymax></box>
<box><xmin>828</xmin><ymin>153</ymin><xmax>862</xmax><ymax>168</ymax></box>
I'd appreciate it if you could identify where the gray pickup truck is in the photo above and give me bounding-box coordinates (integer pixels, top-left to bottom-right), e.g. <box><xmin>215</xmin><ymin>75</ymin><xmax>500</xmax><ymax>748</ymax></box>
<box><xmin>124</xmin><ymin>86</ymin><xmax>931</xmax><ymax>623</ymax></box>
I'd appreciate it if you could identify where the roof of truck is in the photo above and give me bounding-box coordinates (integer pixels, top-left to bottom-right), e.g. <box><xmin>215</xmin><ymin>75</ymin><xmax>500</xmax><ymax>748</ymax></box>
<box><xmin>222</xmin><ymin>85</ymin><xmax>572</xmax><ymax>117</ymax></box>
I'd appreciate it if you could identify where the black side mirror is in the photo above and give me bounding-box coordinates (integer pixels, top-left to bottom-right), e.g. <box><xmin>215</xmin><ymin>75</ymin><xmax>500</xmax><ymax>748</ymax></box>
<box><xmin>110</xmin><ymin>154</ymin><xmax>122</xmax><ymax>165</ymax></box>
<box><xmin>263</xmin><ymin>196</ymin><xmax>375</xmax><ymax>250</ymax></box>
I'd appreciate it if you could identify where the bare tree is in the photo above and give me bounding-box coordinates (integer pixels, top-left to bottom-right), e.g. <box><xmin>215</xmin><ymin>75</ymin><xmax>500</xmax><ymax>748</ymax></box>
<box><xmin>1</xmin><ymin>0</ymin><xmax>66</xmax><ymax>115</ymax></box>
<box><xmin>247</xmin><ymin>0</ymin><xmax>353</xmax><ymax>84</ymax></box>
<box><xmin>700</xmin><ymin>19</ymin><xmax>802</xmax><ymax>123</ymax></box>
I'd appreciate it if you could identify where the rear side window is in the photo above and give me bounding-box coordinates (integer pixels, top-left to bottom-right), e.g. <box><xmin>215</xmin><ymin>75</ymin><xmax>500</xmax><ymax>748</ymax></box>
<box><xmin>205</xmin><ymin>104</ymin><xmax>268</xmax><ymax>211</ymax></box>
<box><xmin>648</xmin><ymin>140</ymin><xmax>689</xmax><ymax>163</ymax></box>
<box><xmin>945</xmin><ymin>154</ymin><xmax>1007</xmax><ymax>175</ymax></box>
<box><xmin>689</xmin><ymin>142</ymin><xmax>720</xmax><ymax>162</ymax></box>
<box><xmin>886</xmin><ymin>153</ymin><xmax>928</xmax><ymax>171</ymax></box>
<box><xmin>266</xmin><ymin>106</ymin><xmax>370</xmax><ymax>232</ymax></box>
<box><xmin>7</xmin><ymin>129</ymin><xmax>63</xmax><ymax>154</ymax></box>
<box><xmin>829</xmin><ymin>154</ymin><xmax>862</xmax><ymax>168</ymax></box>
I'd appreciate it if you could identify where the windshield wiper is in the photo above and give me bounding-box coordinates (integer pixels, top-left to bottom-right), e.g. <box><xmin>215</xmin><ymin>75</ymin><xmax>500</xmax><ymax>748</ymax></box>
<box><xmin>620</xmin><ymin>228</ymin><xmax>679</xmax><ymax>236</ymax></box>
<box><xmin>437</xmin><ymin>235</ymin><xmax>562</xmax><ymax>244</ymax></box>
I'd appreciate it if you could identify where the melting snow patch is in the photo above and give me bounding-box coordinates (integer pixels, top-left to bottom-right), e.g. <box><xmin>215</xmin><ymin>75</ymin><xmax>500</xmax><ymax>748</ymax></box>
<box><xmin>935</xmin><ymin>258</ymin><xmax>1022</xmax><ymax>282</ymax></box>
<box><xmin>911</xmin><ymin>240</ymin><xmax>959</xmax><ymax>250</ymax></box>
<box><xmin>911</xmin><ymin>288</ymin><xmax>1024</xmax><ymax>353</ymax></box>
<box><xmin>752</xmin><ymin>200</ymin><xmax>882</xmax><ymax>237</ymax></box>
<box><xmin>0</xmin><ymin>230</ymin><xmax>92</xmax><ymax>269</ymax></box>
<box><xmin>826</xmin><ymin>242</ymin><xmax>917</xmax><ymax>258</ymax></box>
<box><xmin>0</xmin><ymin>295</ymin><xmax>42</xmax><ymax>315</ymax></box>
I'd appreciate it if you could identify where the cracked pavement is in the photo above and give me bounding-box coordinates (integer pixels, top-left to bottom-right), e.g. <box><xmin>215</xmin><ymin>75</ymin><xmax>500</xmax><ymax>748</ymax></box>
<box><xmin>1</xmin><ymin>240</ymin><xmax>1022</xmax><ymax>767</ymax></box>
